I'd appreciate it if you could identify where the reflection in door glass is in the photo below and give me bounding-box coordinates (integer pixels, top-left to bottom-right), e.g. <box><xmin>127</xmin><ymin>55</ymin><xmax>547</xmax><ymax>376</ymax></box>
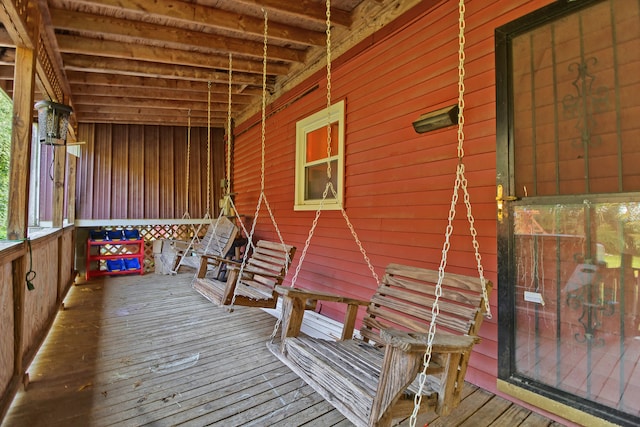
<box><xmin>514</xmin><ymin>202</ymin><xmax>640</xmax><ymax>413</ymax></box>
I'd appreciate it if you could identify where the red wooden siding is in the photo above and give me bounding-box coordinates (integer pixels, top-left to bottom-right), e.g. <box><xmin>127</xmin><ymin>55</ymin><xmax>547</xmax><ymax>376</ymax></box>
<box><xmin>76</xmin><ymin>123</ymin><xmax>225</xmax><ymax>220</ymax></box>
<box><xmin>232</xmin><ymin>0</ymin><xmax>555</xmax><ymax>395</ymax></box>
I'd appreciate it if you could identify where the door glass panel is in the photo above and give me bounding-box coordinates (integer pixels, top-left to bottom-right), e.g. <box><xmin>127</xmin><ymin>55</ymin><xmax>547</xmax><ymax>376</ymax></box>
<box><xmin>512</xmin><ymin>0</ymin><xmax>640</xmax><ymax>198</ymax></box>
<box><xmin>514</xmin><ymin>202</ymin><xmax>640</xmax><ymax>413</ymax></box>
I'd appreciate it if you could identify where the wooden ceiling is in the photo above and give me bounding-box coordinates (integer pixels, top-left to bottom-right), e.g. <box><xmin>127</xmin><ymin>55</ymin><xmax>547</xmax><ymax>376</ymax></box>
<box><xmin>0</xmin><ymin>0</ymin><xmax>425</xmax><ymax>129</ymax></box>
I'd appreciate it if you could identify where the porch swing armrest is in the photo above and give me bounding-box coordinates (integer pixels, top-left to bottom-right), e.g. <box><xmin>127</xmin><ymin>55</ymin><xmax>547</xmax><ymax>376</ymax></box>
<box><xmin>275</xmin><ymin>286</ymin><xmax>370</xmax><ymax>306</ymax></box>
<box><xmin>276</xmin><ymin>286</ymin><xmax>369</xmax><ymax>340</ymax></box>
<box><xmin>200</xmin><ymin>254</ymin><xmax>240</xmax><ymax>266</ymax></box>
<box><xmin>379</xmin><ymin>329</ymin><xmax>479</xmax><ymax>353</ymax></box>
<box><xmin>368</xmin><ymin>331</ymin><xmax>478</xmax><ymax>423</ymax></box>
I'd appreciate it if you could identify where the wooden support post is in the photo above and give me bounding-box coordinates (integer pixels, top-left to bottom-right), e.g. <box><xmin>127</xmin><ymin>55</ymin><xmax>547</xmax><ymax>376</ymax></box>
<box><xmin>7</xmin><ymin>46</ymin><xmax>37</xmax><ymax>240</ymax></box>
<box><xmin>67</xmin><ymin>152</ymin><xmax>77</xmax><ymax>224</ymax></box>
<box><xmin>52</xmin><ymin>144</ymin><xmax>66</xmax><ymax>228</ymax></box>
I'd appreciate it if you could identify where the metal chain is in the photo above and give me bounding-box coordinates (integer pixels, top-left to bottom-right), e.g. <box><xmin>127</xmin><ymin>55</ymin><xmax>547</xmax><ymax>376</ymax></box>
<box><xmin>271</xmin><ymin>182</ymin><xmax>331</xmax><ymax>341</ymax></box>
<box><xmin>232</xmin><ymin>10</ymin><xmax>268</xmax><ymax>309</ymax></box>
<box><xmin>409</xmin><ymin>0</ymin><xmax>493</xmax><ymax>424</ymax></box>
<box><xmin>227</xmin><ymin>53</ymin><xmax>233</xmax><ymax>196</ymax></box>
<box><xmin>231</xmin><ymin>9</ymin><xmax>290</xmax><ymax>310</ymax></box>
<box><xmin>206</xmin><ymin>81</ymin><xmax>212</xmax><ymax>217</ymax></box>
<box><xmin>325</xmin><ymin>0</ymin><xmax>333</xmax><ymax>180</ymax></box>
<box><xmin>261</xmin><ymin>9</ymin><xmax>268</xmax><ymax>193</ymax></box>
<box><xmin>270</xmin><ymin>0</ymin><xmax>380</xmax><ymax>342</ymax></box>
<box><xmin>181</xmin><ymin>110</ymin><xmax>200</xmax><ymax>240</ymax></box>
<box><xmin>184</xmin><ymin>109</ymin><xmax>191</xmax><ymax>218</ymax></box>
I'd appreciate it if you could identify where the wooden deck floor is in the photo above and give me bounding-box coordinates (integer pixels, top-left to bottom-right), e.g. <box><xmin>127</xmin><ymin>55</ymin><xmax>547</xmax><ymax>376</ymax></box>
<box><xmin>2</xmin><ymin>273</ymin><xmax>566</xmax><ymax>427</ymax></box>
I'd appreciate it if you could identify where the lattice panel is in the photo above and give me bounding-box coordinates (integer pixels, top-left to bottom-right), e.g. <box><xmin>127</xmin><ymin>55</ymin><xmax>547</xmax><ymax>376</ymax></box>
<box><xmin>37</xmin><ymin>36</ymin><xmax>64</xmax><ymax>102</ymax></box>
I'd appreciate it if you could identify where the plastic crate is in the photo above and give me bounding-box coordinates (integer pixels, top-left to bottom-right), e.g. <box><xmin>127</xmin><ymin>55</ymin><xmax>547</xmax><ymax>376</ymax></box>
<box><xmin>124</xmin><ymin>258</ymin><xmax>141</xmax><ymax>270</ymax></box>
<box><xmin>106</xmin><ymin>259</ymin><xmax>126</xmax><ymax>272</ymax></box>
<box><xmin>90</xmin><ymin>230</ymin><xmax>107</xmax><ymax>241</ymax></box>
<box><xmin>123</xmin><ymin>229</ymin><xmax>140</xmax><ymax>240</ymax></box>
<box><xmin>106</xmin><ymin>230</ymin><xmax>124</xmax><ymax>241</ymax></box>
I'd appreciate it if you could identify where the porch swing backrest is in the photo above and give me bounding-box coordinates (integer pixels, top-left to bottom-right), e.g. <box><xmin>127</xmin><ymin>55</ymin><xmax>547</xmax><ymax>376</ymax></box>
<box><xmin>193</xmin><ymin>239</ymin><xmax>296</xmax><ymax>309</ymax></box>
<box><xmin>172</xmin><ymin>216</ymin><xmax>238</xmax><ymax>271</ymax></box>
<box><xmin>360</xmin><ymin>264</ymin><xmax>487</xmax><ymax>345</ymax></box>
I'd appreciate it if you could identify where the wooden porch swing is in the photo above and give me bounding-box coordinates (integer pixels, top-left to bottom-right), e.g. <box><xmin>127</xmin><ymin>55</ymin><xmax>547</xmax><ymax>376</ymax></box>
<box><xmin>193</xmin><ymin>33</ymin><xmax>296</xmax><ymax>310</ymax></box>
<box><xmin>268</xmin><ymin>1</ymin><xmax>493</xmax><ymax>426</ymax></box>
<box><xmin>169</xmin><ymin>86</ymin><xmax>239</xmax><ymax>276</ymax></box>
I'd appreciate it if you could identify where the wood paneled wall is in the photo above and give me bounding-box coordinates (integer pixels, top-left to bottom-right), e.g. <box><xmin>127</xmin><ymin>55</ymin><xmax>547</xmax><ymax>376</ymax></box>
<box><xmin>0</xmin><ymin>227</ymin><xmax>75</xmax><ymax>419</ymax></box>
<box><xmin>76</xmin><ymin>123</ymin><xmax>225</xmax><ymax>220</ymax></box>
<box><xmin>0</xmin><ymin>257</ymin><xmax>15</xmax><ymax>405</ymax></box>
<box><xmin>231</xmin><ymin>0</ymin><xmax>555</xmax><ymax>395</ymax></box>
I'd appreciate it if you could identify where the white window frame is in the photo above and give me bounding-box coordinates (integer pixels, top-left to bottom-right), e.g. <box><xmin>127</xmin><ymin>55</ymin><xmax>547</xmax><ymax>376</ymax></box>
<box><xmin>294</xmin><ymin>100</ymin><xmax>345</xmax><ymax>211</ymax></box>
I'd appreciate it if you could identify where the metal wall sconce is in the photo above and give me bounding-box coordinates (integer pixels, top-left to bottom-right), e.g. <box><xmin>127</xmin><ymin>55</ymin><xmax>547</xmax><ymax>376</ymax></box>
<box><xmin>35</xmin><ymin>100</ymin><xmax>73</xmax><ymax>145</ymax></box>
<box><xmin>412</xmin><ymin>104</ymin><xmax>459</xmax><ymax>133</ymax></box>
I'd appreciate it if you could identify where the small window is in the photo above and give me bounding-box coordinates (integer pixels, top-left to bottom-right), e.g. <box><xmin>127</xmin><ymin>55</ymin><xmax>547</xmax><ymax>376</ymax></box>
<box><xmin>295</xmin><ymin>100</ymin><xmax>344</xmax><ymax>210</ymax></box>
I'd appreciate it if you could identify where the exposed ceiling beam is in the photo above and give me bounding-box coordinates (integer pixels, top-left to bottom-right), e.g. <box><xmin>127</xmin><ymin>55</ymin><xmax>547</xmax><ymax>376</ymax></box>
<box><xmin>71</xmin><ymin>94</ymin><xmax>237</xmax><ymax>111</ymax></box>
<box><xmin>68</xmin><ymin>0</ymin><xmax>326</xmax><ymax>46</ymax></box>
<box><xmin>75</xmin><ymin>113</ymin><xmax>219</xmax><ymax>126</ymax></box>
<box><xmin>56</xmin><ymin>34</ymin><xmax>290</xmax><ymax>76</ymax></box>
<box><xmin>74</xmin><ymin>104</ymin><xmax>229</xmax><ymax>119</ymax></box>
<box><xmin>62</xmin><ymin>54</ymin><xmax>269</xmax><ymax>87</ymax></box>
<box><xmin>244</xmin><ymin>0</ymin><xmax>352</xmax><ymax>27</ymax></box>
<box><xmin>69</xmin><ymin>84</ymin><xmax>256</xmax><ymax>104</ymax></box>
<box><xmin>64</xmin><ymin>71</ymin><xmax>263</xmax><ymax>96</ymax></box>
<box><xmin>50</xmin><ymin>8</ymin><xmax>307</xmax><ymax>63</ymax></box>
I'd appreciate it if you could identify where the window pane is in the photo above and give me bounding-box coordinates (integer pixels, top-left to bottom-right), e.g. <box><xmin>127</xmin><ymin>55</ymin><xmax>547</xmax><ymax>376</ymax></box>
<box><xmin>306</xmin><ymin>122</ymin><xmax>339</xmax><ymax>163</ymax></box>
<box><xmin>305</xmin><ymin>160</ymin><xmax>337</xmax><ymax>200</ymax></box>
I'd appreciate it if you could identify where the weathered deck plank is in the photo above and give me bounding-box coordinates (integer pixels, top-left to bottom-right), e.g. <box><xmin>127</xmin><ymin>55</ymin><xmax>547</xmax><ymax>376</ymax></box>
<box><xmin>1</xmin><ymin>273</ymin><xmax>563</xmax><ymax>427</ymax></box>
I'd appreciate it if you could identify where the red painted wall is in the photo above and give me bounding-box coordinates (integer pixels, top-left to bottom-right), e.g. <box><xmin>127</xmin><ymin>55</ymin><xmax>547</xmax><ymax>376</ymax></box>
<box><xmin>232</xmin><ymin>0</ymin><xmax>555</xmax><ymax>395</ymax></box>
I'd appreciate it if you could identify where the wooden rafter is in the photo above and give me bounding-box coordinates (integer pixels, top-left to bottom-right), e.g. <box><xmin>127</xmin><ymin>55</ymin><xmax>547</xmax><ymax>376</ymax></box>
<box><xmin>1</xmin><ymin>0</ymin><xmax>425</xmax><ymax>125</ymax></box>
<box><xmin>70</xmin><ymin>0</ymin><xmax>327</xmax><ymax>46</ymax></box>
<box><xmin>49</xmin><ymin>9</ymin><xmax>307</xmax><ymax>63</ymax></box>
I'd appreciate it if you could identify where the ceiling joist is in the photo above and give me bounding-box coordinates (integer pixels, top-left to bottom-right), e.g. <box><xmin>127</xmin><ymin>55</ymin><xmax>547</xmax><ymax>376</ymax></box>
<box><xmin>0</xmin><ymin>0</ymin><xmax>415</xmax><ymax>126</ymax></box>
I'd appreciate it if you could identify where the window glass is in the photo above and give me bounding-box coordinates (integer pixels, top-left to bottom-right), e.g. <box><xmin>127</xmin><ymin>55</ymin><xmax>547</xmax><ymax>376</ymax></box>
<box><xmin>295</xmin><ymin>101</ymin><xmax>344</xmax><ymax>210</ymax></box>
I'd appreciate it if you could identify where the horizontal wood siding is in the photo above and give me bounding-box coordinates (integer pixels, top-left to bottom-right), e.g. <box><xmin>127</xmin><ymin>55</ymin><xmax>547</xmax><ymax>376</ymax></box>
<box><xmin>76</xmin><ymin>124</ymin><xmax>225</xmax><ymax>220</ymax></box>
<box><xmin>232</xmin><ymin>0</ymin><xmax>555</xmax><ymax>395</ymax></box>
<box><xmin>59</xmin><ymin>228</ymin><xmax>74</xmax><ymax>296</ymax></box>
<box><xmin>21</xmin><ymin>237</ymin><xmax>59</xmax><ymax>362</ymax></box>
<box><xmin>0</xmin><ymin>228</ymin><xmax>77</xmax><ymax>418</ymax></box>
<box><xmin>0</xmin><ymin>259</ymin><xmax>14</xmax><ymax>402</ymax></box>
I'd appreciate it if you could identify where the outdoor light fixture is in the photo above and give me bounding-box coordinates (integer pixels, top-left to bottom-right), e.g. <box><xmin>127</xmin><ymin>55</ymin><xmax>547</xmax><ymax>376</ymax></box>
<box><xmin>35</xmin><ymin>100</ymin><xmax>73</xmax><ymax>145</ymax></box>
<box><xmin>412</xmin><ymin>104</ymin><xmax>459</xmax><ymax>133</ymax></box>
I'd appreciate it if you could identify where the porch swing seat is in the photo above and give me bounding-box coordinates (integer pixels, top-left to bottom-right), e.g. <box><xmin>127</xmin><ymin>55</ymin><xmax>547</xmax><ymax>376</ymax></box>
<box><xmin>170</xmin><ymin>216</ymin><xmax>239</xmax><ymax>273</ymax></box>
<box><xmin>268</xmin><ymin>263</ymin><xmax>492</xmax><ymax>427</ymax></box>
<box><xmin>193</xmin><ymin>240</ymin><xmax>296</xmax><ymax>308</ymax></box>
